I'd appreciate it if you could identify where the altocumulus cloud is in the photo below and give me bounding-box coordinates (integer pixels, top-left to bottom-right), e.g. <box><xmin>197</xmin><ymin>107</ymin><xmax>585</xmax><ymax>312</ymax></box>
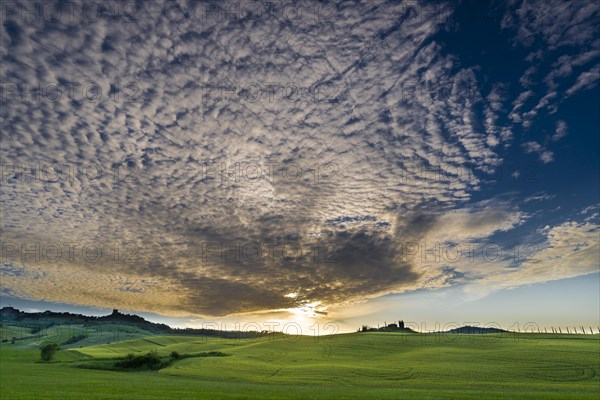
<box><xmin>0</xmin><ymin>0</ymin><xmax>598</xmax><ymax>318</ymax></box>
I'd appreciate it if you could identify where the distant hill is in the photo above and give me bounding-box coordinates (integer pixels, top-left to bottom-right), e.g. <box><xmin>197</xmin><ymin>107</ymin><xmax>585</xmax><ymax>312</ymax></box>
<box><xmin>443</xmin><ymin>326</ymin><xmax>508</xmax><ymax>334</ymax></box>
<box><xmin>0</xmin><ymin>307</ymin><xmax>268</xmax><ymax>339</ymax></box>
<box><xmin>356</xmin><ymin>322</ymin><xmax>508</xmax><ymax>334</ymax></box>
<box><xmin>359</xmin><ymin>323</ymin><xmax>416</xmax><ymax>333</ymax></box>
<box><xmin>1</xmin><ymin>306</ymin><xmax>171</xmax><ymax>333</ymax></box>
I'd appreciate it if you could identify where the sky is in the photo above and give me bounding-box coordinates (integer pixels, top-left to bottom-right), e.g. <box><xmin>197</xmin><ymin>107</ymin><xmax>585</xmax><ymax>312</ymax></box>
<box><xmin>0</xmin><ymin>0</ymin><xmax>599</xmax><ymax>334</ymax></box>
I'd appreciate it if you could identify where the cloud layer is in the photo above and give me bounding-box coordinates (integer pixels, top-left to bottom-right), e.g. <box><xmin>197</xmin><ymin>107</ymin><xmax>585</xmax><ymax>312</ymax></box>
<box><xmin>1</xmin><ymin>0</ymin><xmax>598</xmax><ymax>318</ymax></box>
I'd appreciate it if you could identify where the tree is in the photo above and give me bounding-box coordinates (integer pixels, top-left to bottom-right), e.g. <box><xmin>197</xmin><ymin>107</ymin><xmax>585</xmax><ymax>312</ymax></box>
<box><xmin>40</xmin><ymin>343</ymin><xmax>60</xmax><ymax>361</ymax></box>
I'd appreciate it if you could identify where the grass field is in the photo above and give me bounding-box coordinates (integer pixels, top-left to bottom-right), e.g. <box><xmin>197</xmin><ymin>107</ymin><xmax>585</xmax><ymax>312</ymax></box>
<box><xmin>1</xmin><ymin>327</ymin><xmax>599</xmax><ymax>399</ymax></box>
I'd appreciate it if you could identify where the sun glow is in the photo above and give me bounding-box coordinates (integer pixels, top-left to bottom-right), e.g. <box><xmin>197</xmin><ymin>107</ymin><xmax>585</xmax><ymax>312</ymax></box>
<box><xmin>286</xmin><ymin>301</ymin><xmax>324</xmax><ymax>318</ymax></box>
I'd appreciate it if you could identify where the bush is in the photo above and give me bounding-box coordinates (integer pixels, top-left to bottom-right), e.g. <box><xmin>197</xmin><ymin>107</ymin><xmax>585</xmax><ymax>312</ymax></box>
<box><xmin>202</xmin><ymin>351</ymin><xmax>227</xmax><ymax>357</ymax></box>
<box><xmin>114</xmin><ymin>350</ymin><xmax>167</xmax><ymax>370</ymax></box>
<box><xmin>73</xmin><ymin>350</ymin><xmax>230</xmax><ymax>372</ymax></box>
<box><xmin>40</xmin><ymin>343</ymin><xmax>61</xmax><ymax>361</ymax></box>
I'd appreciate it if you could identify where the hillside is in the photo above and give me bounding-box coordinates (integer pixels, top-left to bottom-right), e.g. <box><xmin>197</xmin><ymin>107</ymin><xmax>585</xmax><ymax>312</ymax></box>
<box><xmin>1</xmin><ymin>331</ymin><xmax>599</xmax><ymax>399</ymax></box>
<box><xmin>0</xmin><ymin>307</ymin><xmax>269</xmax><ymax>345</ymax></box>
<box><xmin>1</xmin><ymin>307</ymin><xmax>171</xmax><ymax>333</ymax></box>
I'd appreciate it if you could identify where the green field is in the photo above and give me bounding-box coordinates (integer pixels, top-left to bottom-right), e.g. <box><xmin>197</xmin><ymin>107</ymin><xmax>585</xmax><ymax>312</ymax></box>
<box><xmin>1</xmin><ymin>327</ymin><xmax>599</xmax><ymax>399</ymax></box>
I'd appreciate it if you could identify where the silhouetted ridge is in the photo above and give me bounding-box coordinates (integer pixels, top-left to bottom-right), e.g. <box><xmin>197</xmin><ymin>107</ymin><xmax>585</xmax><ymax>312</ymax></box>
<box><xmin>0</xmin><ymin>307</ymin><xmax>267</xmax><ymax>338</ymax></box>
<box><xmin>443</xmin><ymin>325</ymin><xmax>507</xmax><ymax>334</ymax></box>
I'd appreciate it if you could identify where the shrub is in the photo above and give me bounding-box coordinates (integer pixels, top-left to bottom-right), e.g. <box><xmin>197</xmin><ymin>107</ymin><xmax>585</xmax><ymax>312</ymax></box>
<box><xmin>114</xmin><ymin>350</ymin><xmax>166</xmax><ymax>370</ymax></box>
<box><xmin>40</xmin><ymin>343</ymin><xmax>61</xmax><ymax>361</ymax></box>
<box><xmin>202</xmin><ymin>351</ymin><xmax>227</xmax><ymax>357</ymax></box>
<box><xmin>74</xmin><ymin>350</ymin><xmax>231</xmax><ymax>372</ymax></box>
